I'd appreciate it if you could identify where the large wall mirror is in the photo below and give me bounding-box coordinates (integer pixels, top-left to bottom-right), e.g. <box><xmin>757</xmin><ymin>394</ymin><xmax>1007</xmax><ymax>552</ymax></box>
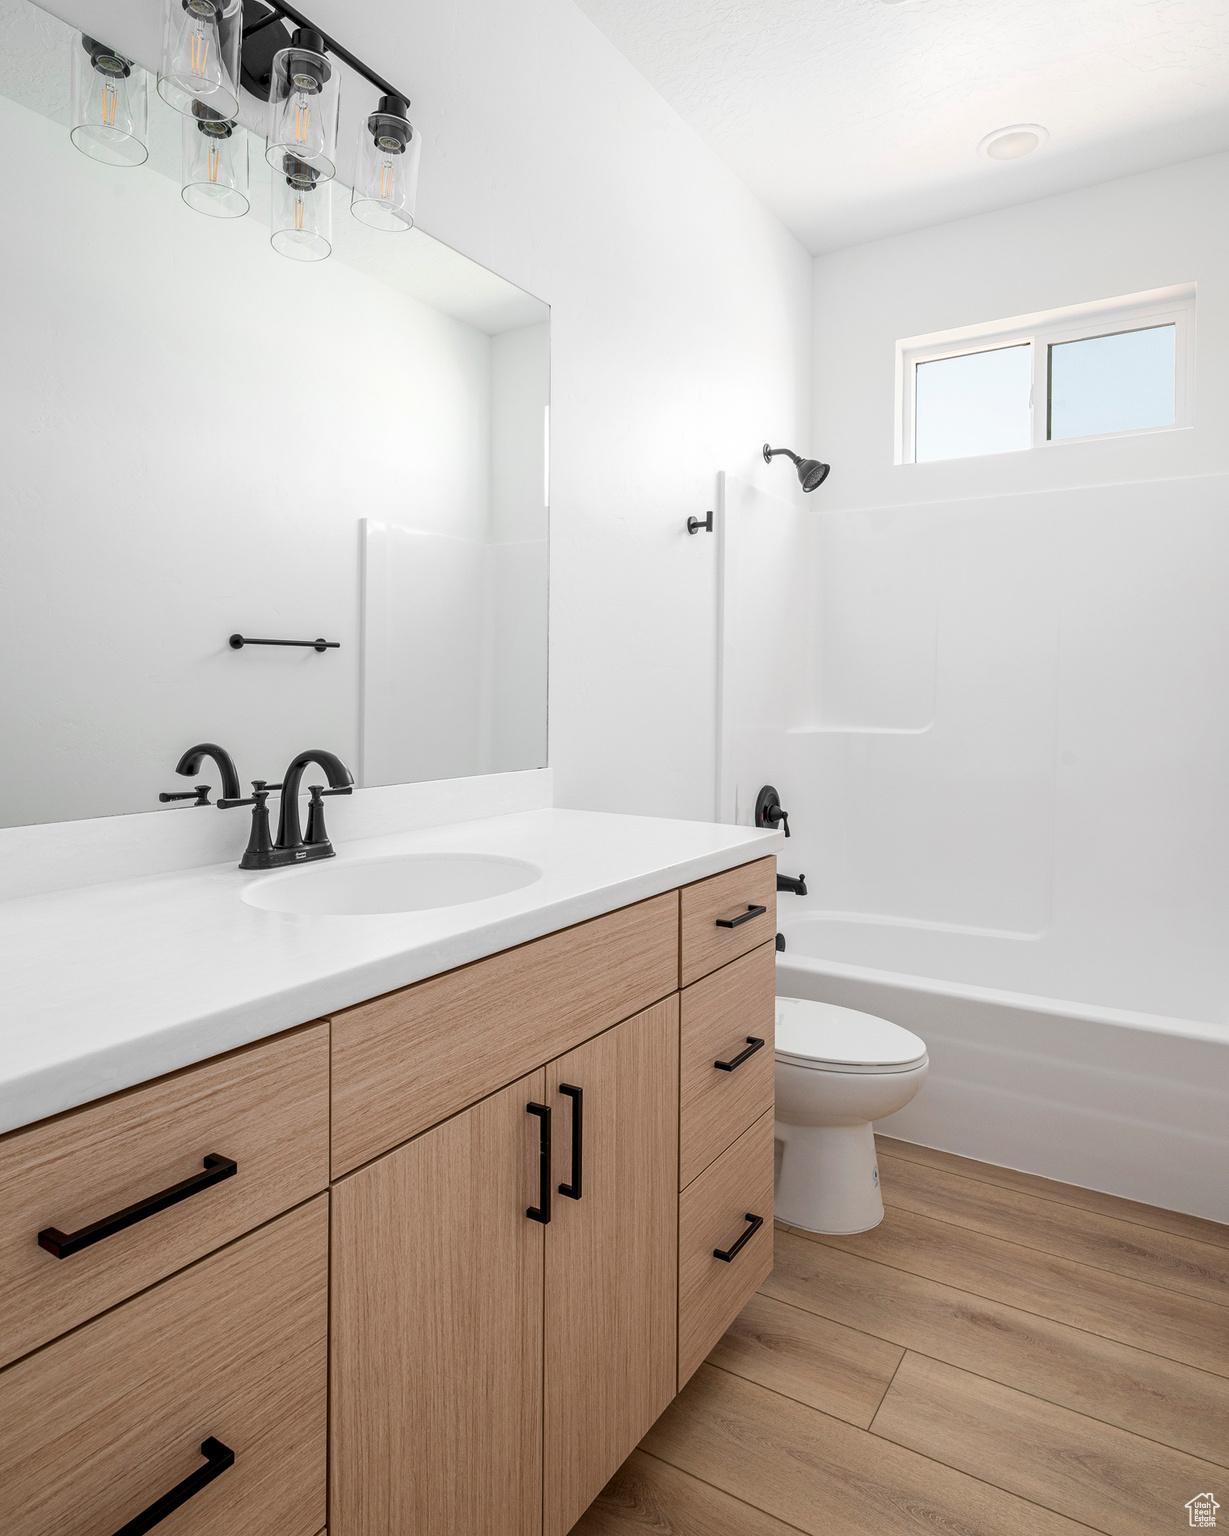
<box><xmin>0</xmin><ymin>0</ymin><xmax>549</xmax><ymax>830</ymax></box>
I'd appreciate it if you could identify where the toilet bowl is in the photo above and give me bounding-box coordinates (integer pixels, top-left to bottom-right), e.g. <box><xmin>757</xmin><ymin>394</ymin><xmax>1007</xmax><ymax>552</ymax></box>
<box><xmin>774</xmin><ymin>996</ymin><xmax>928</xmax><ymax>1234</ymax></box>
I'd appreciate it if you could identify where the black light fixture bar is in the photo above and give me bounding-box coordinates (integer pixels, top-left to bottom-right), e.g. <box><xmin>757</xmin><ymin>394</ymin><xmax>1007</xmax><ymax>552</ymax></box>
<box><xmin>244</xmin><ymin>0</ymin><xmax>411</xmax><ymax>106</ymax></box>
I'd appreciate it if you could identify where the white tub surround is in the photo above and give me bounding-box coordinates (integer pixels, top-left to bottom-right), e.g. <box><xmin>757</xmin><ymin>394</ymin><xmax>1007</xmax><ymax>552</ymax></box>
<box><xmin>0</xmin><ymin>811</ymin><xmax>781</xmax><ymax>1136</ymax></box>
<box><xmin>777</xmin><ymin>913</ymin><xmax>1229</xmax><ymax>1225</ymax></box>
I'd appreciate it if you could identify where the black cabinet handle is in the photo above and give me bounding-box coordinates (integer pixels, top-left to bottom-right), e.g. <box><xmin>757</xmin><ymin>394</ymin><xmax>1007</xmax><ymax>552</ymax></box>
<box><xmin>558</xmin><ymin>1084</ymin><xmax>583</xmax><ymax>1200</ymax></box>
<box><xmin>714</xmin><ymin>1037</ymin><xmax>765</xmax><ymax>1073</ymax></box>
<box><xmin>38</xmin><ymin>1154</ymin><xmax>238</xmax><ymax>1259</ymax></box>
<box><xmin>715</xmin><ymin>904</ymin><xmax>767</xmax><ymax>929</ymax></box>
<box><xmin>714</xmin><ymin>1212</ymin><xmax>764</xmax><ymax>1262</ymax></box>
<box><xmin>112</xmin><ymin>1436</ymin><xmax>234</xmax><ymax>1536</ymax></box>
<box><xmin>527</xmin><ymin>1103</ymin><xmax>551</xmax><ymax>1224</ymax></box>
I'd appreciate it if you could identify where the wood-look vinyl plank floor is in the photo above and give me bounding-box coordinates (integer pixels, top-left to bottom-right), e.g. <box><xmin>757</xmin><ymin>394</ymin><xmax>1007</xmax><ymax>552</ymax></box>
<box><xmin>878</xmin><ymin>1152</ymin><xmax>1229</xmax><ymax>1306</ymax></box>
<box><xmin>761</xmin><ymin>1228</ymin><xmax>1229</xmax><ymax>1463</ymax></box>
<box><xmin>876</xmin><ymin>1135</ymin><xmax>1229</xmax><ymax>1252</ymax></box>
<box><xmin>640</xmin><ymin>1364</ymin><xmax>1100</xmax><ymax>1536</ymax></box>
<box><xmin>569</xmin><ymin>1448</ymin><xmax>802</xmax><ymax>1536</ymax></box>
<box><xmin>706</xmin><ymin>1290</ymin><xmax>903</xmax><ymax>1428</ymax></box>
<box><xmin>572</xmin><ymin>1140</ymin><xmax>1226</xmax><ymax>1536</ymax></box>
<box><xmin>873</xmin><ymin>1351</ymin><xmax>1227</xmax><ymax>1536</ymax></box>
<box><xmin>803</xmin><ymin>1201</ymin><xmax>1229</xmax><ymax>1376</ymax></box>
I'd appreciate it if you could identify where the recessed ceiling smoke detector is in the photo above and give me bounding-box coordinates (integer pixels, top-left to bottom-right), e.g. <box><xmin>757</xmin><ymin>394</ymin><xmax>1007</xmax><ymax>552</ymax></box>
<box><xmin>979</xmin><ymin>124</ymin><xmax>1048</xmax><ymax>161</ymax></box>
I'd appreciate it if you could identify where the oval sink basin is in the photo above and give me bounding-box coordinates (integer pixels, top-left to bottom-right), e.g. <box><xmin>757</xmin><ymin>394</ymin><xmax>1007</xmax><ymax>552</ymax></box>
<box><xmin>242</xmin><ymin>853</ymin><xmax>542</xmax><ymax>916</ymax></box>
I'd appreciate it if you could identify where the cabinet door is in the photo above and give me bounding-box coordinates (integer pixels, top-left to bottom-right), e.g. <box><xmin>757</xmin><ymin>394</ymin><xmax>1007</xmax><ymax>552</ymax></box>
<box><xmin>330</xmin><ymin>1070</ymin><xmax>545</xmax><ymax>1536</ymax></box>
<box><xmin>544</xmin><ymin>997</ymin><xmax>679</xmax><ymax>1536</ymax></box>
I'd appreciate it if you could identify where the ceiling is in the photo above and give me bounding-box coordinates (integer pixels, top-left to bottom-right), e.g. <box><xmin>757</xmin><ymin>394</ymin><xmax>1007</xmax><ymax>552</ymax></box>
<box><xmin>571</xmin><ymin>0</ymin><xmax>1229</xmax><ymax>252</ymax></box>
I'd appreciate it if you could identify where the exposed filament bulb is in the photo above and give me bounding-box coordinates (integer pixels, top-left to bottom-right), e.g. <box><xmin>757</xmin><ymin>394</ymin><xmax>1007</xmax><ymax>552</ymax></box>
<box><xmin>293</xmin><ymin>91</ymin><xmax>312</xmax><ymax>147</ymax></box>
<box><xmin>190</xmin><ymin>25</ymin><xmax>212</xmax><ymax>79</ymax></box>
<box><xmin>100</xmin><ymin>79</ymin><xmax>119</xmax><ymax>126</ymax></box>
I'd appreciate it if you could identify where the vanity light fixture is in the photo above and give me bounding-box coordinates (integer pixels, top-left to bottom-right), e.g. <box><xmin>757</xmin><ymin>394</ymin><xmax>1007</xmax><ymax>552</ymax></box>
<box><xmin>351</xmin><ymin>93</ymin><xmax>421</xmax><ymax>232</ymax></box>
<box><xmin>243</xmin><ymin>1</ymin><xmax>420</xmax><ymax>252</ymax></box>
<box><xmin>70</xmin><ymin>35</ymin><xmax>148</xmax><ymax>167</ymax></box>
<box><xmin>265</xmin><ymin>26</ymin><xmax>339</xmax><ymax>181</ymax></box>
<box><xmin>69</xmin><ymin>0</ymin><xmax>420</xmax><ymax>263</ymax></box>
<box><xmin>182</xmin><ymin>103</ymin><xmax>250</xmax><ymax>218</ymax></box>
<box><xmin>158</xmin><ymin>0</ymin><xmax>244</xmax><ymax>122</ymax></box>
<box><xmin>271</xmin><ymin>153</ymin><xmax>332</xmax><ymax>260</ymax></box>
<box><xmin>762</xmin><ymin>444</ymin><xmax>831</xmax><ymax>492</ymax></box>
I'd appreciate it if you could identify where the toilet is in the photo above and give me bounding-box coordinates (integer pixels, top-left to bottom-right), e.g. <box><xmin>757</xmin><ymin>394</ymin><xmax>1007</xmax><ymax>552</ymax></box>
<box><xmin>774</xmin><ymin>996</ymin><xmax>928</xmax><ymax>1234</ymax></box>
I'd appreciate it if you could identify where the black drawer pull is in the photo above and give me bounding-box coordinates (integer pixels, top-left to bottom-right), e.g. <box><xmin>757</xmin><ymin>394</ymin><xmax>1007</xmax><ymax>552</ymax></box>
<box><xmin>558</xmin><ymin>1084</ymin><xmax>583</xmax><ymax>1200</ymax></box>
<box><xmin>38</xmin><ymin>1154</ymin><xmax>238</xmax><ymax>1259</ymax></box>
<box><xmin>113</xmin><ymin>1436</ymin><xmax>234</xmax><ymax>1536</ymax></box>
<box><xmin>715</xmin><ymin>904</ymin><xmax>767</xmax><ymax>929</ymax></box>
<box><xmin>715</xmin><ymin>1037</ymin><xmax>766</xmax><ymax>1072</ymax></box>
<box><xmin>714</xmin><ymin>1212</ymin><xmax>764</xmax><ymax>1262</ymax></box>
<box><xmin>527</xmin><ymin>1103</ymin><xmax>552</xmax><ymax>1224</ymax></box>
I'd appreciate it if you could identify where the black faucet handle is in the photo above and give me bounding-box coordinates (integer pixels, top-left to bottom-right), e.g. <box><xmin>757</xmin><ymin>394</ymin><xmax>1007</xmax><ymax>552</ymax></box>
<box><xmin>159</xmin><ymin>784</ymin><xmax>212</xmax><ymax>807</ymax></box>
<box><xmin>218</xmin><ymin>779</ymin><xmax>280</xmax><ymax>810</ymax></box>
<box><xmin>304</xmin><ymin>783</ymin><xmax>350</xmax><ymax>849</ymax></box>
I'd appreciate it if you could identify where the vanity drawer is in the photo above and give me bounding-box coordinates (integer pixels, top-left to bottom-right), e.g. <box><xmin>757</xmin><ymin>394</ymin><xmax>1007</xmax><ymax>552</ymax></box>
<box><xmin>331</xmin><ymin>891</ymin><xmax>679</xmax><ymax>1175</ymax></box>
<box><xmin>678</xmin><ymin>1108</ymin><xmax>775</xmax><ymax>1387</ymax></box>
<box><xmin>680</xmin><ymin>858</ymin><xmax>776</xmax><ymax>988</ymax></box>
<box><xmin>0</xmin><ymin>1195</ymin><xmax>328</xmax><ymax>1536</ymax></box>
<box><xmin>679</xmin><ymin>941</ymin><xmax>776</xmax><ymax>1189</ymax></box>
<box><xmin>0</xmin><ymin>1022</ymin><xmax>329</xmax><ymax>1368</ymax></box>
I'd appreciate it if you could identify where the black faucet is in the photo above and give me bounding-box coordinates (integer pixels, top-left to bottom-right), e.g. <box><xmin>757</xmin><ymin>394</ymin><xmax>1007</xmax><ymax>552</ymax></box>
<box><xmin>777</xmin><ymin>872</ymin><xmax>807</xmax><ymax>897</ymax></box>
<box><xmin>159</xmin><ymin>742</ymin><xmax>242</xmax><ymax>807</ymax></box>
<box><xmin>219</xmin><ymin>749</ymin><xmax>353</xmax><ymax>871</ymax></box>
<box><xmin>275</xmin><ymin>749</ymin><xmax>354</xmax><ymax>855</ymax></box>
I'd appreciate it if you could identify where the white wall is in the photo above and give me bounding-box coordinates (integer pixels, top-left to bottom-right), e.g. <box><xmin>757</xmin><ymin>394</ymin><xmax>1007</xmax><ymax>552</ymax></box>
<box><xmin>790</xmin><ymin>153</ymin><xmax>1229</xmax><ymax>1017</ymax></box>
<box><xmin>359</xmin><ymin>0</ymin><xmax>813</xmax><ymax>819</ymax></box>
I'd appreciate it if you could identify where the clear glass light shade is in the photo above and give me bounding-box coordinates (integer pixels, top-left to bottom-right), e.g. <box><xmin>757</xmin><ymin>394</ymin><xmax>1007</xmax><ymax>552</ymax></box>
<box><xmin>158</xmin><ymin>0</ymin><xmax>243</xmax><ymax>121</ymax></box>
<box><xmin>351</xmin><ymin>99</ymin><xmax>421</xmax><ymax>232</ymax></box>
<box><xmin>70</xmin><ymin>35</ymin><xmax>148</xmax><ymax>167</ymax></box>
<box><xmin>271</xmin><ymin>156</ymin><xmax>332</xmax><ymax>261</ymax></box>
<box><xmin>265</xmin><ymin>34</ymin><xmax>339</xmax><ymax>181</ymax></box>
<box><xmin>182</xmin><ymin>108</ymin><xmax>249</xmax><ymax>218</ymax></box>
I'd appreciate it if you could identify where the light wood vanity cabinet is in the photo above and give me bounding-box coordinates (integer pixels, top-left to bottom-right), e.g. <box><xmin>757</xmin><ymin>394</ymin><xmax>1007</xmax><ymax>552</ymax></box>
<box><xmin>0</xmin><ymin>1196</ymin><xmax>329</xmax><ymax>1536</ymax></box>
<box><xmin>331</xmin><ymin>1068</ymin><xmax>547</xmax><ymax>1536</ymax></box>
<box><xmin>543</xmin><ymin>997</ymin><xmax>679</xmax><ymax>1536</ymax></box>
<box><xmin>0</xmin><ymin>856</ymin><xmax>775</xmax><ymax>1536</ymax></box>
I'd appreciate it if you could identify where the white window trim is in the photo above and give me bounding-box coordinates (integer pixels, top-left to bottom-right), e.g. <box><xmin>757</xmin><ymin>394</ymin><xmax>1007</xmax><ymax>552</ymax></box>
<box><xmin>895</xmin><ymin>283</ymin><xmax>1196</xmax><ymax>466</ymax></box>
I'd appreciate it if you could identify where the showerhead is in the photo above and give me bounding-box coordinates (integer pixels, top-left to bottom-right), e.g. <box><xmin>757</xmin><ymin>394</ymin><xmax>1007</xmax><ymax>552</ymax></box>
<box><xmin>763</xmin><ymin>443</ymin><xmax>830</xmax><ymax>493</ymax></box>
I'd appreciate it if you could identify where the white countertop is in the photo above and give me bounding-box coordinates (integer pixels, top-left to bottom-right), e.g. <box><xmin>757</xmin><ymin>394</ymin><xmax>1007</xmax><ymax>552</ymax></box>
<box><xmin>0</xmin><ymin>808</ymin><xmax>780</xmax><ymax>1135</ymax></box>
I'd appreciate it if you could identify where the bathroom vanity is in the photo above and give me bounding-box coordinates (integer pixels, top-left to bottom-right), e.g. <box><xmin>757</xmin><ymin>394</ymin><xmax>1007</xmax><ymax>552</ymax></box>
<box><xmin>0</xmin><ymin>820</ymin><xmax>777</xmax><ymax>1536</ymax></box>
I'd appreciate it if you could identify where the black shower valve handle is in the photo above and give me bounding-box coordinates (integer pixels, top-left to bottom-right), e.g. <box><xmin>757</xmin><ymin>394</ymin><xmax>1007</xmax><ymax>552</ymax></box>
<box><xmin>755</xmin><ymin>784</ymin><xmax>791</xmax><ymax>839</ymax></box>
<box><xmin>764</xmin><ymin>804</ymin><xmax>790</xmax><ymax>838</ymax></box>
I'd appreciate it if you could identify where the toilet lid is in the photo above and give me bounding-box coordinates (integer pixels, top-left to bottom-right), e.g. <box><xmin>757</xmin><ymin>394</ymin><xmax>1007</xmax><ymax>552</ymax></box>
<box><xmin>774</xmin><ymin>996</ymin><xmax>927</xmax><ymax>1071</ymax></box>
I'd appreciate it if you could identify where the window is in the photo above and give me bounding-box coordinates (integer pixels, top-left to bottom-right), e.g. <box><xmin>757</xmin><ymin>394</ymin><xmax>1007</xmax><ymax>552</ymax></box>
<box><xmin>896</xmin><ymin>285</ymin><xmax>1194</xmax><ymax>465</ymax></box>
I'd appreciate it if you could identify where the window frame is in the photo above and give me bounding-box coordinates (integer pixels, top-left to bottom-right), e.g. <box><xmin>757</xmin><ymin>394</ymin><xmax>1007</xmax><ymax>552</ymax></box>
<box><xmin>895</xmin><ymin>284</ymin><xmax>1196</xmax><ymax>466</ymax></box>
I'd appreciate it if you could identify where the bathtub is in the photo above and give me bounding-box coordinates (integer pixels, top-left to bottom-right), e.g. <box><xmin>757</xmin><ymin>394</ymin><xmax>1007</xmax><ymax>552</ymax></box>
<box><xmin>775</xmin><ymin>913</ymin><xmax>1229</xmax><ymax>1223</ymax></box>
